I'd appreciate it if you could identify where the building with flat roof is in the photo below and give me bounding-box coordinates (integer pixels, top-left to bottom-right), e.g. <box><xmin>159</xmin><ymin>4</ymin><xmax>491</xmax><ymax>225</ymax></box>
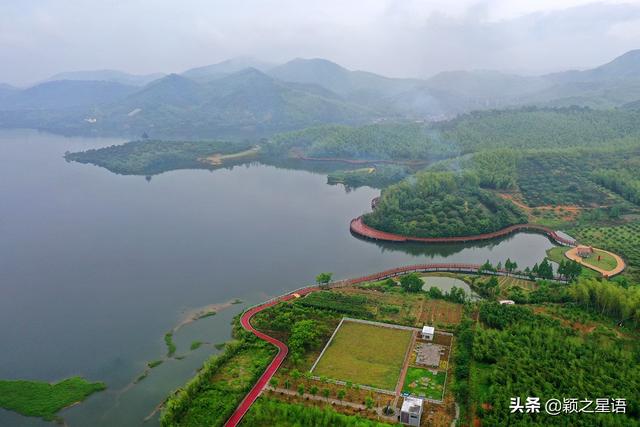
<box><xmin>400</xmin><ymin>396</ymin><xmax>423</xmax><ymax>426</ymax></box>
<box><xmin>421</xmin><ymin>325</ymin><xmax>434</xmax><ymax>341</ymax></box>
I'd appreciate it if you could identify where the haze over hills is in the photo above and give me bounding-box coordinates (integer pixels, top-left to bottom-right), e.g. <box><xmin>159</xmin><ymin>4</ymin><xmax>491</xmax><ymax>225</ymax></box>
<box><xmin>1</xmin><ymin>50</ymin><xmax>640</xmax><ymax>139</ymax></box>
<box><xmin>45</xmin><ymin>70</ymin><xmax>166</xmax><ymax>86</ymax></box>
<box><xmin>181</xmin><ymin>57</ymin><xmax>275</xmax><ymax>82</ymax></box>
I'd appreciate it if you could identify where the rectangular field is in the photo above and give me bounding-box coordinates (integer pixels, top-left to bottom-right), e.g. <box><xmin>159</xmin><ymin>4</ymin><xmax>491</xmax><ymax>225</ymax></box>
<box><xmin>402</xmin><ymin>367</ymin><xmax>446</xmax><ymax>400</ymax></box>
<box><xmin>313</xmin><ymin>320</ymin><xmax>413</xmax><ymax>390</ymax></box>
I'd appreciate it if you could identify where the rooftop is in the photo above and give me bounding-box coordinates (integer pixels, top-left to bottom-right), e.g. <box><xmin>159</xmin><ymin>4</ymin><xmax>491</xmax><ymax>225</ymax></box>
<box><xmin>401</xmin><ymin>396</ymin><xmax>424</xmax><ymax>414</ymax></box>
<box><xmin>422</xmin><ymin>325</ymin><xmax>435</xmax><ymax>334</ymax></box>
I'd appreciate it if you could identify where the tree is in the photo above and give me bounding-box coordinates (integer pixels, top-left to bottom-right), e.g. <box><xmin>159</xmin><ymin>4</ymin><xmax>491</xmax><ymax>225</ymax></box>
<box><xmin>365</xmin><ymin>396</ymin><xmax>375</xmax><ymax>409</ymax></box>
<box><xmin>316</xmin><ymin>272</ymin><xmax>333</xmax><ymax>287</ymax></box>
<box><xmin>283</xmin><ymin>379</ymin><xmax>290</xmax><ymax>389</ymax></box>
<box><xmin>428</xmin><ymin>286</ymin><xmax>444</xmax><ymax>299</ymax></box>
<box><xmin>538</xmin><ymin>259</ymin><xmax>554</xmax><ymax>279</ymax></box>
<box><xmin>288</xmin><ymin>320</ymin><xmax>324</xmax><ymax>361</ymax></box>
<box><xmin>337</xmin><ymin>389</ymin><xmax>346</xmax><ymax>401</ymax></box>
<box><xmin>310</xmin><ymin>385</ymin><xmax>318</xmax><ymax>396</ymax></box>
<box><xmin>291</xmin><ymin>369</ymin><xmax>301</xmax><ymax>381</ymax></box>
<box><xmin>322</xmin><ymin>388</ymin><xmax>330</xmax><ymax>400</ymax></box>
<box><xmin>297</xmin><ymin>384</ymin><xmax>305</xmax><ymax>397</ymax></box>
<box><xmin>269</xmin><ymin>378</ymin><xmax>279</xmax><ymax>389</ymax></box>
<box><xmin>479</xmin><ymin>260</ymin><xmax>495</xmax><ymax>273</ymax></box>
<box><xmin>400</xmin><ymin>273</ymin><xmax>423</xmax><ymax>292</ymax></box>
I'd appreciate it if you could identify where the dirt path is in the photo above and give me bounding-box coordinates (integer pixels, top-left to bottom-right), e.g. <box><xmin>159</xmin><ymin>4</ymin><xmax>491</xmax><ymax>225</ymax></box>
<box><xmin>394</xmin><ymin>331</ymin><xmax>417</xmax><ymax>407</ymax></box>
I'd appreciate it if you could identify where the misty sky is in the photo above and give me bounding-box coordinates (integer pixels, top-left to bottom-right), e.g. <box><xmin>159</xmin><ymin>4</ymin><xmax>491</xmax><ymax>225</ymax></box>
<box><xmin>2</xmin><ymin>0</ymin><xmax>640</xmax><ymax>86</ymax></box>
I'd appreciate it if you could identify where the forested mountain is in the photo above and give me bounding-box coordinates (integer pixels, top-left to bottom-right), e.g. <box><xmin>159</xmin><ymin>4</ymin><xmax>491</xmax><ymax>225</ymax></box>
<box><xmin>3</xmin><ymin>50</ymin><xmax>640</xmax><ymax>138</ymax></box>
<box><xmin>269</xmin><ymin>58</ymin><xmax>422</xmax><ymax>98</ymax></box>
<box><xmin>181</xmin><ymin>57</ymin><xmax>274</xmax><ymax>82</ymax></box>
<box><xmin>0</xmin><ymin>80</ymin><xmax>138</xmax><ymax>110</ymax></box>
<box><xmin>45</xmin><ymin>70</ymin><xmax>166</xmax><ymax>86</ymax></box>
<box><xmin>16</xmin><ymin>68</ymin><xmax>375</xmax><ymax>139</ymax></box>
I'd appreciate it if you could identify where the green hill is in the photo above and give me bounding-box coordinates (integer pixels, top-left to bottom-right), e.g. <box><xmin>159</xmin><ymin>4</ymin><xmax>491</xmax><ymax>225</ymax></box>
<box><xmin>363</xmin><ymin>172</ymin><xmax>527</xmax><ymax>238</ymax></box>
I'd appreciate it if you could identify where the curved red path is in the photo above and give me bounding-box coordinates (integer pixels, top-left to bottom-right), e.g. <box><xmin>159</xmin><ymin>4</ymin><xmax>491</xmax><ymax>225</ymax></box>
<box><xmin>224</xmin><ymin>262</ymin><xmax>568</xmax><ymax>426</ymax></box>
<box><xmin>350</xmin><ymin>216</ymin><xmax>576</xmax><ymax>246</ymax></box>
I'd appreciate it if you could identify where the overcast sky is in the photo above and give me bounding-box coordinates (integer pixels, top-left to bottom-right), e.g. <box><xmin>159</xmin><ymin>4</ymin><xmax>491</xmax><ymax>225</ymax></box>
<box><xmin>2</xmin><ymin>0</ymin><xmax>640</xmax><ymax>86</ymax></box>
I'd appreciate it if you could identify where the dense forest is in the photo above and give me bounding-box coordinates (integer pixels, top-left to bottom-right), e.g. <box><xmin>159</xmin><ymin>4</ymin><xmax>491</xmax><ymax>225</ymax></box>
<box><xmin>461</xmin><ymin>302</ymin><xmax>640</xmax><ymax>426</ymax></box>
<box><xmin>265</xmin><ymin>123</ymin><xmax>449</xmax><ymax>160</ymax></box>
<box><xmin>438</xmin><ymin>107</ymin><xmax>640</xmax><ymax>153</ymax></box>
<box><xmin>363</xmin><ymin>172</ymin><xmax>527</xmax><ymax>237</ymax></box>
<box><xmin>65</xmin><ymin>140</ymin><xmax>254</xmax><ymax>175</ymax></box>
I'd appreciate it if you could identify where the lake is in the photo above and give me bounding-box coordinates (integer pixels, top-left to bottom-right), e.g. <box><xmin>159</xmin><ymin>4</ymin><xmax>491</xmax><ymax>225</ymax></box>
<box><xmin>0</xmin><ymin>129</ymin><xmax>555</xmax><ymax>426</ymax></box>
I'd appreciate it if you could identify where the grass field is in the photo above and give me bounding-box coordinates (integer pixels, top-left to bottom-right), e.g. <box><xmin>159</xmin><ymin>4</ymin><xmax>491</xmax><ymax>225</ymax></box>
<box><xmin>0</xmin><ymin>377</ymin><xmax>106</xmax><ymax>421</ymax></box>
<box><xmin>580</xmin><ymin>249</ymin><xmax>619</xmax><ymax>271</ymax></box>
<box><xmin>402</xmin><ymin>367</ymin><xmax>445</xmax><ymax>400</ymax></box>
<box><xmin>313</xmin><ymin>320</ymin><xmax>413</xmax><ymax>390</ymax></box>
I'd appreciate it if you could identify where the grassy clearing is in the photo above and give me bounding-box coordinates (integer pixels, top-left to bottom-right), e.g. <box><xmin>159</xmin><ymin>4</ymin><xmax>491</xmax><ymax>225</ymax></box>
<box><xmin>0</xmin><ymin>377</ymin><xmax>106</xmax><ymax>421</ymax></box>
<box><xmin>313</xmin><ymin>321</ymin><xmax>412</xmax><ymax>390</ymax></box>
<box><xmin>402</xmin><ymin>367</ymin><xmax>445</xmax><ymax>400</ymax></box>
<box><xmin>580</xmin><ymin>249</ymin><xmax>618</xmax><ymax>271</ymax></box>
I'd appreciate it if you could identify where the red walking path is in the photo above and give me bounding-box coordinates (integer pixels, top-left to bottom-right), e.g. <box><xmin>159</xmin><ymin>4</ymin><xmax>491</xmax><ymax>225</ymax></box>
<box><xmin>350</xmin><ymin>216</ymin><xmax>576</xmax><ymax>246</ymax></box>
<box><xmin>223</xmin><ymin>262</ymin><xmax>568</xmax><ymax>426</ymax></box>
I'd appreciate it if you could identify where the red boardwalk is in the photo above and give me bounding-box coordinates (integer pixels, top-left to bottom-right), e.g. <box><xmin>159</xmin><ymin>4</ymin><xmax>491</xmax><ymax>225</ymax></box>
<box><xmin>350</xmin><ymin>216</ymin><xmax>576</xmax><ymax>246</ymax></box>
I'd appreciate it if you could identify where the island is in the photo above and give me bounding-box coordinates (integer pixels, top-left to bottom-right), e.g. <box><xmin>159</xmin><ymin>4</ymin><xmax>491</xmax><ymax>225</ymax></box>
<box><xmin>0</xmin><ymin>377</ymin><xmax>106</xmax><ymax>423</ymax></box>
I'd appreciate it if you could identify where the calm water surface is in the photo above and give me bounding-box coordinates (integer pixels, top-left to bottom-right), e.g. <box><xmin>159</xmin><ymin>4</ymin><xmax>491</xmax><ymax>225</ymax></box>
<box><xmin>0</xmin><ymin>129</ymin><xmax>555</xmax><ymax>426</ymax></box>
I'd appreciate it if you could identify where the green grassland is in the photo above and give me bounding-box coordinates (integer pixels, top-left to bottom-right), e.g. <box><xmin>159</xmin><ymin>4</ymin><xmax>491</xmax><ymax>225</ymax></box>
<box><xmin>402</xmin><ymin>367</ymin><xmax>446</xmax><ymax>400</ymax></box>
<box><xmin>0</xmin><ymin>377</ymin><xmax>106</xmax><ymax>421</ymax></box>
<box><xmin>313</xmin><ymin>321</ymin><xmax>412</xmax><ymax>391</ymax></box>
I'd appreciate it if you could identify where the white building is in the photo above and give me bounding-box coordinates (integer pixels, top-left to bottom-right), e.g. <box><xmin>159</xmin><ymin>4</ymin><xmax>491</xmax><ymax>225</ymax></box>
<box><xmin>499</xmin><ymin>300</ymin><xmax>515</xmax><ymax>305</ymax></box>
<box><xmin>421</xmin><ymin>325</ymin><xmax>434</xmax><ymax>341</ymax></box>
<box><xmin>400</xmin><ymin>396</ymin><xmax>423</xmax><ymax>426</ymax></box>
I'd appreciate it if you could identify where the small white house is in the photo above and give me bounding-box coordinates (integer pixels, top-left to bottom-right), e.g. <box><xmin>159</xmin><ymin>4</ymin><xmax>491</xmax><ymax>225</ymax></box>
<box><xmin>400</xmin><ymin>396</ymin><xmax>423</xmax><ymax>426</ymax></box>
<box><xmin>421</xmin><ymin>325</ymin><xmax>434</xmax><ymax>341</ymax></box>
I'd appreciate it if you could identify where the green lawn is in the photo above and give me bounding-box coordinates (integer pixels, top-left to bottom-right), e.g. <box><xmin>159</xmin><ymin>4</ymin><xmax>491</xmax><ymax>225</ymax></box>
<box><xmin>0</xmin><ymin>377</ymin><xmax>106</xmax><ymax>421</ymax></box>
<box><xmin>580</xmin><ymin>249</ymin><xmax>618</xmax><ymax>271</ymax></box>
<box><xmin>402</xmin><ymin>367</ymin><xmax>446</xmax><ymax>400</ymax></box>
<box><xmin>545</xmin><ymin>247</ymin><xmax>600</xmax><ymax>279</ymax></box>
<box><xmin>313</xmin><ymin>320</ymin><xmax>412</xmax><ymax>391</ymax></box>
